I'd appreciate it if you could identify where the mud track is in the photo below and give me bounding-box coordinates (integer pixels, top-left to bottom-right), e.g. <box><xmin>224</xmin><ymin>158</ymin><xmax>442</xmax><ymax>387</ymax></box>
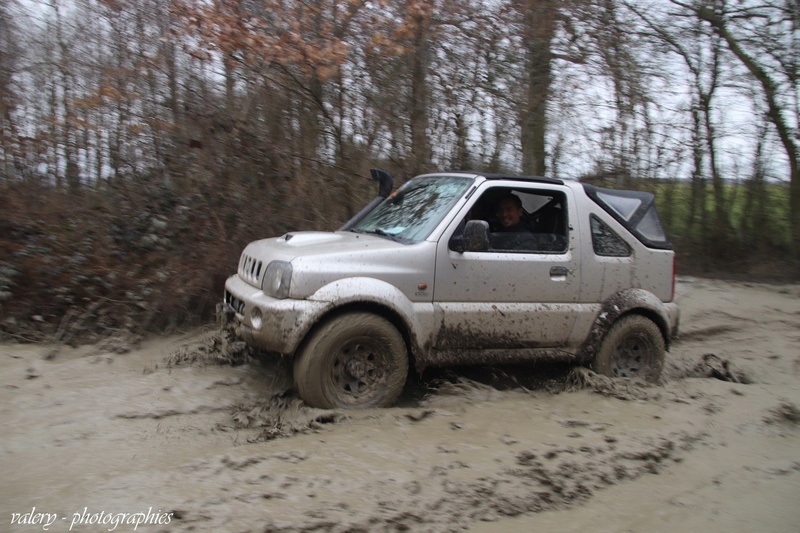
<box><xmin>2</xmin><ymin>278</ymin><xmax>799</xmax><ymax>532</ymax></box>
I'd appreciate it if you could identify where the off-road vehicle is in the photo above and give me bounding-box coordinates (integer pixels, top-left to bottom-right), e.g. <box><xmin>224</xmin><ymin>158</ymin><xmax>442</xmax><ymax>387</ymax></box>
<box><xmin>219</xmin><ymin>170</ymin><xmax>679</xmax><ymax>408</ymax></box>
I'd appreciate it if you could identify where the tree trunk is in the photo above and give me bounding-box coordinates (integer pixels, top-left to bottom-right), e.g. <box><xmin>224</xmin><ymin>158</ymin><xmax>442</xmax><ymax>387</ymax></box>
<box><xmin>519</xmin><ymin>0</ymin><xmax>556</xmax><ymax>176</ymax></box>
<box><xmin>408</xmin><ymin>5</ymin><xmax>432</xmax><ymax>176</ymax></box>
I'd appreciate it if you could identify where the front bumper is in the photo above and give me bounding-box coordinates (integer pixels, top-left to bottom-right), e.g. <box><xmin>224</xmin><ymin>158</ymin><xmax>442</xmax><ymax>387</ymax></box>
<box><xmin>220</xmin><ymin>275</ymin><xmax>332</xmax><ymax>354</ymax></box>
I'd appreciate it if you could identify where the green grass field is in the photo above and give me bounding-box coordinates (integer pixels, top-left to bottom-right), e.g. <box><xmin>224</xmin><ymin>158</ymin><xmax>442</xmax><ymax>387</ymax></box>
<box><xmin>648</xmin><ymin>180</ymin><xmax>792</xmax><ymax>248</ymax></box>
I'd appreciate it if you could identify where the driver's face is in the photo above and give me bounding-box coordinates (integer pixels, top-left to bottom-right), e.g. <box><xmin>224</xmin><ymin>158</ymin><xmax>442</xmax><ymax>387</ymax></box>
<box><xmin>497</xmin><ymin>199</ymin><xmax>523</xmax><ymax>228</ymax></box>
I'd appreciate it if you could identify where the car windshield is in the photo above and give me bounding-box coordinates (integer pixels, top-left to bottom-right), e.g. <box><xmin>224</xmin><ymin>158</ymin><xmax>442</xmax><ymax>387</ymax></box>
<box><xmin>350</xmin><ymin>175</ymin><xmax>474</xmax><ymax>243</ymax></box>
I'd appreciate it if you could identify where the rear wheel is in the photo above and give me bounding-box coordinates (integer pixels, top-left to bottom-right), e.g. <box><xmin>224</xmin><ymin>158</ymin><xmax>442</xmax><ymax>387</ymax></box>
<box><xmin>593</xmin><ymin>315</ymin><xmax>665</xmax><ymax>382</ymax></box>
<box><xmin>293</xmin><ymin>312</ymin><xmax>409</xmax><ymax>409</ymax></box>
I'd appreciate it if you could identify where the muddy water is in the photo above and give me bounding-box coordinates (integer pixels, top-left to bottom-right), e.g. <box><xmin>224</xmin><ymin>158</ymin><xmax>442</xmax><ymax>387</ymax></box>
<box><xmin>2</xmin><ymin>279</ymin><xmax>800</xmax><ymax>532</ymax></box>
<box><xmin>1</xmin><ymin>339</ymin><xmax>239</xmax><ymax>508</ymax></box>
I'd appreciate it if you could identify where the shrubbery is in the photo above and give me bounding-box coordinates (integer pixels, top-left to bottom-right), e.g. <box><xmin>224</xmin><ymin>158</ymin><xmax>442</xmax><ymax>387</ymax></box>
<box><xmin>0</xmin><ymin>175</ymin><xmax>368</xmax><ymax>344</ymax></box>
<box><xmin>1</xmin><ymin>174</ymin><xmax>797</xmax><ymax>344</ymax></box>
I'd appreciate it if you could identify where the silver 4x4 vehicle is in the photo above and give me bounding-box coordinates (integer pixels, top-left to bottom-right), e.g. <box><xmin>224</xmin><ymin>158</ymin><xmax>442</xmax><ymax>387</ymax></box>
<box><xmin>220</xmin><ymin>170</ymin><xmax>679</xmax><ymax>409</ymax></box>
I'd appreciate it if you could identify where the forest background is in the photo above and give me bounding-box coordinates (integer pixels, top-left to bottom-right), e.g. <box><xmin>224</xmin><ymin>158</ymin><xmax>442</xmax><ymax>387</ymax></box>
<box><xmin>1</xmin><ymin>0</ymin><xmax>798</xmax><ymax>343</ymax></box>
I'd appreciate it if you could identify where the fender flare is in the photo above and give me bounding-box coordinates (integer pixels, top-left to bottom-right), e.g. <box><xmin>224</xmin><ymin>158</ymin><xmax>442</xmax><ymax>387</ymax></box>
<box><xmin>579</xmin><ymin>288</ymin><xmax>674</xmax><ymax>362</ymax></box>
<box><xmin>306</xmin><ymin>277</ymin><xmax>433</xmax><ymax>365</ymax></box>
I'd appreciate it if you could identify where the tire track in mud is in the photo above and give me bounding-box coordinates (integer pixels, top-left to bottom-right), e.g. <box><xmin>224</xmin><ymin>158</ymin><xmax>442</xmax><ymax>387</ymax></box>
<box><xmin>5</xmin><ymin>279</ymin><xmax>796</xmax><ymax>532</ymax></box>
<box><xmin>157</xmin><ymin>320</ymin><xmax>779</xmax><ymax>531</ymax></box>
<box><xmin>152</xmin><ymin>412</ymin><xmax>707</xmax><ymax>532</ymax></box>
<box><xmin>151</xmin><ymin>336</ymin><xmax>723</xmax><ymax>532</ymax></box>
<box><xmin>162</xmin><ymin>378</ymin><xmax>796</xmax><ymax>533</ymax></box>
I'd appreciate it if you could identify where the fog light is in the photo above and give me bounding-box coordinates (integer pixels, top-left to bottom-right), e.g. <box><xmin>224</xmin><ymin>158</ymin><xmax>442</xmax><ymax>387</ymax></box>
<box><xmin>250</xmin><ymin>307</ymin><xmax>263</xmax><ymax>330</ymax></box>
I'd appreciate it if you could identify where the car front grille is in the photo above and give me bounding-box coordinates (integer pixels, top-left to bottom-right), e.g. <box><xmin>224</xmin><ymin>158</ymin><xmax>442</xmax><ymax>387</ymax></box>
<box><xmin>225</xmin><ymin>290</ymin><xmax>246</xmax><ymax>315</ymax></box>
<box><xmin>239</xmin><ymin>253</ymin><xmax>263</xmax><ymax>286</ymax></box>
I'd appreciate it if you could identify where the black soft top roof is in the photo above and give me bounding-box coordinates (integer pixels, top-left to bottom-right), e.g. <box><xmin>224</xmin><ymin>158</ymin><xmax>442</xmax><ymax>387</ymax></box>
<box><xmin>582</xmin><ymin>183</ymin><xmax>672</xmax><ymax>250</ymax></box>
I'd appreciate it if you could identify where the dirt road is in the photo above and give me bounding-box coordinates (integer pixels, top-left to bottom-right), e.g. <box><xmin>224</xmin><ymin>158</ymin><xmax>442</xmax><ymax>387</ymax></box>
<box><xmin>2</xmin><ymin>278</ymin><xmax>799</xmax><ymax>532</ymax></box>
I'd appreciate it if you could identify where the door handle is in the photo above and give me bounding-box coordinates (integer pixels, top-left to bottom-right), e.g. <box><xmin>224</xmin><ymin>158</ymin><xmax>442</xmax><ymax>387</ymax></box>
<box><xmin>550</xmin><ymin>266</ymin><xmax>570</xmax><ymax>277</ymax></box>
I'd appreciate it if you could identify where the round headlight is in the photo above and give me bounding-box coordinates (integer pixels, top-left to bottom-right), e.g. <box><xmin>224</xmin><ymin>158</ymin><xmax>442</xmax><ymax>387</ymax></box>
<box><xmin>262</xmin><ymin>261</ymin><xmax>293</xmax><ymax>299</ymax></box>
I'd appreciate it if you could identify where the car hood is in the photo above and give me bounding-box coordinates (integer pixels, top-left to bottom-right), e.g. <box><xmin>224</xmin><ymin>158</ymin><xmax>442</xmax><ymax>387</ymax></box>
<box><xmin>238</xmin><ymin>231</ymin><xmax>434</xmax><ymax>299</ymax></box>
<box><xmin>242</xmin><ymin>231</ymin><xmax>406</xmax><ymax>262</ymax></box>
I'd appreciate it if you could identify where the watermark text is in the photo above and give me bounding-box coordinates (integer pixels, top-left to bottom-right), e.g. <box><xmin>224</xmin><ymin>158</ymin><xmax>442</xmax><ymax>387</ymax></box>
<box><xmin>10</xmin><ymin>507</ymin><xmax>173</xmax><ymax>531</ymax></box>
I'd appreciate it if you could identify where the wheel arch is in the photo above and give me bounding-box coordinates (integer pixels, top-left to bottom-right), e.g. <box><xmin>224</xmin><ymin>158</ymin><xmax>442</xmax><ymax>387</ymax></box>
<box><xmin>580</xmin><ymin>288</ymin><xmax>673</xmax><ymax>362</ymax></box>
<box><xmin>302</xmin><ymin>277</ymin><xmax>430</xmax><ymax>372</ymax></box>
<box><xmin>299</xmin><ymin>300</ymin><xmax>421</xmax><ymax>373</ymax></box>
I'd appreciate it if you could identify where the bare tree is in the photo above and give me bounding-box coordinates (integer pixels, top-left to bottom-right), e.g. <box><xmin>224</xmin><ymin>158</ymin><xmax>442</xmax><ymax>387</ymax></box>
<box><xmin>0</xmin><ymin>0</ymin><xmax>21</xmax><ymax>180</ymax></box>
<box><xmin>509</xmin><ymin>0</ymin><xmax>557</xmax><ymax>176</ymax></box>
<box><xmin>678</xmin><ymin>0</ymin><xmax>800</xmax><ymax>254</ymax></box>
<box><xmin>630</xmin><ymin>1</ymin><xmax>734</xmax><ymax>258</ymax></box>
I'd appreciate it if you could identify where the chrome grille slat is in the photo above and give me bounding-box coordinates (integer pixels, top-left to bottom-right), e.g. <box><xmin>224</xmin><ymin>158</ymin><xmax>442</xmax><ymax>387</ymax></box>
<box><xmin>238</xmin><ymin>253</ymin><xmax>263</xmax><ymax>285</ymax></box>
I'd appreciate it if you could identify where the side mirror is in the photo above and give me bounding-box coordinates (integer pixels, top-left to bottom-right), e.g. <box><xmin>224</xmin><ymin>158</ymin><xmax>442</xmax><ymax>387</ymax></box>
<box><xmin>464</xmin><ymin>220</ymin><xmax>490</xmax><ymax>252</ymax></box>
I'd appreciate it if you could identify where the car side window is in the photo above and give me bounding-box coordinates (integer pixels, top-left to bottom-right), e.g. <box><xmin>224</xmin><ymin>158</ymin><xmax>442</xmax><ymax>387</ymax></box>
<box><xmin>450</xmin><ymin>187</ymin><xmax>568</xmax><ymax>253</ymax></box>
<box><xmin>590</xmin><ymin>214</ymin><xmax>631</xmax><ymax>257</ymax></box>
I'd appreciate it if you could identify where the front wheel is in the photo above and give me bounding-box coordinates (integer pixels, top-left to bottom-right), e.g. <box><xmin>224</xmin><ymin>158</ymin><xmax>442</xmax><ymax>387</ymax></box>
<box><xmin>593</xmin><ymin>315</ymin><xmax>665</xmax><ymax>383</ymax></box>
<box><xmin>293</xmin><ymin>312</ymin><xmax>409</xmax><ymax>409</ymax></box>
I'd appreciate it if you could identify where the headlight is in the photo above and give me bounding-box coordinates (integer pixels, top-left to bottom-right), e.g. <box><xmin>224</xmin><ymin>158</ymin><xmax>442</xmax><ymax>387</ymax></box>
<box><xmin>262</xmin><ymin>260</ymin><xmax>292</xmax><ymax>299</ymax></box>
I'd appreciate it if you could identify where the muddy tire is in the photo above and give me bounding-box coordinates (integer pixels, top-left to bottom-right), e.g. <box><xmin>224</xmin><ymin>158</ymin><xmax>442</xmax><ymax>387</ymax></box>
<box><xmin>293</xmin><ymin>312</ymin><xmax>409</xmax><ymax>409</ymax></box>
<box><xmin>593</xmin><ymin>315</ymin><xmax>665</xmax><ymax>382</ymax></box>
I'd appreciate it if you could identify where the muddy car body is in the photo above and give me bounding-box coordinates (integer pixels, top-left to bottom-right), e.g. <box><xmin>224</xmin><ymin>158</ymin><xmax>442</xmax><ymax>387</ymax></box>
<box><xmin>220</xmin><ymin>171</ymin><xmax>679</xmax><ymax>408</ymax></box>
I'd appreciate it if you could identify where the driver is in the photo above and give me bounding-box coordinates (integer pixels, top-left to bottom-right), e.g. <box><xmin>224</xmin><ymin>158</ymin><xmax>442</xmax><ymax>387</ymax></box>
<box><xmin>496</xmin><ymin>194</ymin><xmax>528</xmax><ymax>232</ymax></box>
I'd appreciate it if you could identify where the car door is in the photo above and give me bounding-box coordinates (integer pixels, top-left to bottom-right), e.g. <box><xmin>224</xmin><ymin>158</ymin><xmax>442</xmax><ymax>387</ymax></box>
<box><xmin>431</xmin><ymin>182</ymin><xmax>581</xmax><ymax>351</ymax></box>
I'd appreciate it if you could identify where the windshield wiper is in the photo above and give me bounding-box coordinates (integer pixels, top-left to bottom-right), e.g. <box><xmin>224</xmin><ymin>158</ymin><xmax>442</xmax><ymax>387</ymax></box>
<box><xmin>351</xmin><ymin>228</ymin><xmax>403</xmax><ymax>242</ymax></box>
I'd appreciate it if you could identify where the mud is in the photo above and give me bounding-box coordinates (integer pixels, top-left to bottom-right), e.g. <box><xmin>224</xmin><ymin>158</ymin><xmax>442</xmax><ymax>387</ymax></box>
<box><xmin>2</xmin><ymin>278</ymin><xmax>800</xmax><ymax>532</ymax></box>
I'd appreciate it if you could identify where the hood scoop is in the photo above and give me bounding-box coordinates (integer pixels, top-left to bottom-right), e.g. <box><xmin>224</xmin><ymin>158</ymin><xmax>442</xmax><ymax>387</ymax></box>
<box><xmin>277</xmin><ymin>232</ymin><xmax>349</xmax><ymax>247</ymax></box>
